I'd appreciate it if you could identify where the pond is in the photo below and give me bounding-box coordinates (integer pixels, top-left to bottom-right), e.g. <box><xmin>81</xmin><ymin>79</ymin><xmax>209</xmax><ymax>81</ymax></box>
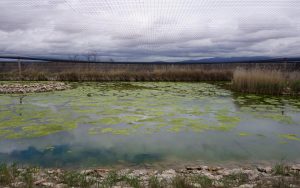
<box><xmin>0</xmin><ymin>82</ymin><xmax>300</xmax><ymax>168</ymax></box>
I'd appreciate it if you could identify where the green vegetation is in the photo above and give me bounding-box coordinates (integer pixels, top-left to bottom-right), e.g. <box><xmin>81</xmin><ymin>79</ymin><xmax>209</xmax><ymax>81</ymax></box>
<box><xmin>21</xmin><ymin>167</ymin><xmax>35</xmax><ymax>188</ymax></box>
<box><xmin>103</xmin><ymin>171</ymin><xmax>118</xmax><ymax>187</ymax></box>
<box><xmin>61</xmin><ymin>171</ymin><xmax>96</xmax><ymax>187</ymax></box>
<box><xmin>0</xmin><ymin>163</ymin><xmax>36</xmax><ymax>188</ymax></box>
<box><xmin>99</xmin><ymin>171</ymin><xmax>142</xmax><ymax>188</ymax></box>
<box><xmin>172</xmin><ymin>176</ymin><xmax>191</xmax><ymax>188</ymax></box>
<box><xmin>273</xmin><ymin>163</ymin><xmax>288</xmax><ymax>176</ymax></box>
<box><xmin>192</xmin><ymin>175</ymin><xmax>213</xmax><ymax>188</ymax></box>
<box><xmin>0</xmin><ymin>163</ymin><xmax>18</xmax><ymax>186</ymax></box>
<box><xmin>238</xmin><ymin>132</ymin><xmax>250</xmax><ymax>137</ymax></box>
<box><xmin>280</xmin><ymin>134</ymin><xmax>300</xmax><ymax>141</ymax></box>
<box><xmin>221</xmin><ymin>173</ymin><xmax>249</xmax><ymax>187</ymax></box>
<box><xmin>149</xmin><ymin>176</ymin><xmax>165</xmax><ymax>188</ymax></box>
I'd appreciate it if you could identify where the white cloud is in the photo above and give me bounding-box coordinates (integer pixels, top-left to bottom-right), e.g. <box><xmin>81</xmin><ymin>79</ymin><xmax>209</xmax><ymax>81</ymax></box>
<box><xmin>0</xmin><ymin>0</ymin><xmax>299</xmax><ymax>61</ymax></box>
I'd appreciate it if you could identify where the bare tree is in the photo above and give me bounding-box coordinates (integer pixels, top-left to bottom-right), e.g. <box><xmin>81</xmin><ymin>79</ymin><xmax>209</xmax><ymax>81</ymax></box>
<box><xmin>85</xmin><ymin>52</ymin><xmax>98</xmax><ymax>62</ymax></box>
<box><xmin>69</xmin><ymin>54</ymin><xmax>80</xmax><ymax>62</ymax></box>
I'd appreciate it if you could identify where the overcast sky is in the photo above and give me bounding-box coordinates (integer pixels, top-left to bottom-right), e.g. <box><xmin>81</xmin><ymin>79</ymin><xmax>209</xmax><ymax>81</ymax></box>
<box><xmin>0</xmin><ymin>0</ymin><xmax>300</xmax><ymax>61</ymax></box>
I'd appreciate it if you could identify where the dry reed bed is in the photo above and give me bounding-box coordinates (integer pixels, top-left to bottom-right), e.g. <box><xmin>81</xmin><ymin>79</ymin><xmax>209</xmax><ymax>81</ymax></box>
<box><xmin>232</xmin><ymin>68</ymin><xmax>300</xmax><ymax>95</ymax></box>
<box><xmin>1</xmin><ymin>65</ymin><xmax>300</xmax><ymax>95</ymax></box>
<box><xmin>0</xmin><ymin>69</ymin><xmax>233</xmax><ymax>82</ymax></box>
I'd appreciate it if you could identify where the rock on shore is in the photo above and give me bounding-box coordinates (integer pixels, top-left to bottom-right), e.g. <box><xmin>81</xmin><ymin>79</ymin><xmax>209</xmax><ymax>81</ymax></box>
<box><xmin>0</xmin><ymin>82</ymin><xmax>70</xmax><ymax>94</ymax></box>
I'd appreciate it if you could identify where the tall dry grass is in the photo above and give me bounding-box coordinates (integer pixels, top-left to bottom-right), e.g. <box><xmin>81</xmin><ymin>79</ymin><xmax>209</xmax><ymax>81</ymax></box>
<box><xmin>289</xmin><ymin>71</ymin><xmax>300</xmax><ymax>93</ymax></box>
<box><xmin>232</xmin><ymin>68</ymin><xmax>300</xmax><ymax>95</ymax></box>
<box><xmin>0</xmin><ymin>67</ymin><xmax>233</xmax><ymax>82</ymax></box>
<box><xmin>57</xmin><ymin>69</ymin><xmax>232</xmax><ymax>82</ymax></box>
<box><xmin>1</xmin><ymin>62</ymin><xmax>300</xmax><ymax>95</ymax></box>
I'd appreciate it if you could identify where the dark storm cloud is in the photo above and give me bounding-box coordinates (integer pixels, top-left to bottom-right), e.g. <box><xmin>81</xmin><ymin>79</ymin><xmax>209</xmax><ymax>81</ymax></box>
<box><xmin>0</xmin><ymin>0</ymin><xmax>300</xmax><ymax>61</ymax></box>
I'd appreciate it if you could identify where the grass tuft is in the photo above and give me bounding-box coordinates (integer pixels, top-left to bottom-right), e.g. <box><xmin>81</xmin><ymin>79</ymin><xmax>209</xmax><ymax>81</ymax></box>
<box><xmin>172</xmin><ymin>176</ymin><xmax>192</xmax><ymax>188</ymax></box>
<box><xmin>273</xmin><ymin>163</ymin><xmax>288</xmax><ymax>176</ymax></box>
<box><xmin>60</xmin><ymin>171</ymin><xmax>95</xmax><ymax>188</ymax></box>
<box><xmin>222</xmin><ymin>172</ymin><xmax>249</xmax><ymax>187</ymax></box>
<box><xmin>0</xmin><ymin>163</ymin><xmax>21</xmax><ymax>186</ymax></box>
<box><xmin>149</xmin><ymin>176</ymin><xmax>165</xmax><ymax>188</ymax></box>
<box><xmin>192</xmin><ymin>175</ymin><xmax>213</xmax><ymax>188</ymax></box>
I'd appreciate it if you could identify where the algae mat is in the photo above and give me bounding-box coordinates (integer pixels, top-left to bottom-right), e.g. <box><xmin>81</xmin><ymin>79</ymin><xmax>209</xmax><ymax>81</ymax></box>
<box><xmin>0</xmin><ymin>82</ymin><xmax>300</xmax><ymax>167</ymax></box>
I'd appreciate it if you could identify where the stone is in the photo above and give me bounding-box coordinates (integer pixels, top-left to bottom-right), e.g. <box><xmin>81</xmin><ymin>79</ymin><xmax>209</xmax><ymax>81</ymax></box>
<box><xmin>11</xmin><ymin>182</ymin><xmax>26</xmax><ymax>188</ymax></box>
<box><xmin>163</xmin><ymin>169</ymin><xmax>176</xmax><ymax>175</ymax></box>
<box><xmin>238</xmin><ymin>184</ymin><xmax>256</xmax><ymax>188</ymax></box>
<box><xmin>266</xmin><ymin>180</ymin><xmax>272</xmax><ymax>185</ymax></box>
<box><xmin>47</xmin><ymin>170</ymin><xmax>55</xmax><ymax>174</ymax></box>
<box><xmin>42</xmin><ymin>182</ymin><xmax>55</xmax><ymax>187</ymax></box>
<box><xmin>159</xmin><ymin>169</ymin><xmax>177</xmax><ymax>180</ymax></box>
<box><xmin>96</xmin><ymin>168</ymin><xmax>110</xmax><ymax>174</ymax></box>
<box><xmin>81</xmin><ymin>169</ymin><xmax>95</xmax><ymax>175</ymax></box>
<box><xmin>55</xmin><ymin>184</ymin><xmax>68</xmax><ymax>188</ymax></box>
<box><xmin>213</xmin><ymin>181</ymin><xmax>224</xmax><ymax>187</ymax></box>
<box><xmin>291</xmin><ymin>164</ymin><xmax>300</xmax><ymax>172</ymax></box>
<box><xmin>213</xmin><ymin>175</ymin><xmax>223</xmax><ymax>181</ymax></box>
<box><xmin>95</xmin><ymin>168</ymin><xmax>109</xmax><ymax>177</ymax></box>
<box><xmin>242</xmin><ymin>170</ymin><xmax>259</xmax><ymax>181</ymax></box>
<box><xmin>191</xmin><ymin>183</ymin><xmax>202</xmax><ymax>188</ymax></box>
<box><xmin>208</xmin><ymin>167</ymin><xmax>220</xmax><ymax>172</ymax></box>
<box><xmin>186</xmin><ymin>166</ymin><xmax>202</xmax><ymax>171</ymax></box>
<box><xmin>117</xmin><ymin>169</ymin><xmax>130</xmax><ymax>176</ymax></box>
<box><xmin>257</xmin><ymin>166</ymin><xmax>272</xmax><ymax>173</ymax></box>
<box><xmin>199</xmin><ymin>170</ymin><xmax>222</xmax><ymax>180</ymax></box>
<box><xmin>130</xmin><ymin>169</ymin><xmax>148</xmax><ymax>177</ymax></box>
<box><xmin>34</xmin><ymin>179</ymin><xmax>46</xmax><ymax>185</ymax></box>
<box><xmin>221</xmin><ymin>168</ymin><xmax>243</xmax><ymax>176</ymax></box>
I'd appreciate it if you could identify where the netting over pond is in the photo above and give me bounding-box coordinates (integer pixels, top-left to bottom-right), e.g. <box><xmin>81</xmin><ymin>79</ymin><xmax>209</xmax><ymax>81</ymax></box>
<box><xmin>0</xmin><ymin>0</ymin><xmax>300</xmax><ymax>61</ymax></box>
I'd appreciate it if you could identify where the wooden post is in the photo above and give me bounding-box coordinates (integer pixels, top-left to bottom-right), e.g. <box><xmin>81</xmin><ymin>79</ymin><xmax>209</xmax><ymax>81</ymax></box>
<box><xmin>18</xmin><ymin>59</ymin><xmax>22</xmax><ymax>78</ymax></box>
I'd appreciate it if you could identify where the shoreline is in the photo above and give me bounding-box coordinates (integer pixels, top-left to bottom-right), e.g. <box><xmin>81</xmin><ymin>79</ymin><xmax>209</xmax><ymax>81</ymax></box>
<box><xmin>1</xmin><ymin>163</ymin><xmax>299</xmax><ymax>188</ymax></box>
<box><xmin>0</xmin><ymin>80</ymin><xmax>299</xmax><ymax>96</ymax></box>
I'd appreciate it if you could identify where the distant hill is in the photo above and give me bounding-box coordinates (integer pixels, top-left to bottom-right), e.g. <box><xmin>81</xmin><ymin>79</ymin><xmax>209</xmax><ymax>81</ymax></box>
<box><xmin>178</xmin><ymin>56</ymin><xmax>273</xmax><ymax>63</ymax></box>
<box><xmin>0</xmin><ymin>55</ymin><xmax>300</xmax><ymax>64</ymax></box>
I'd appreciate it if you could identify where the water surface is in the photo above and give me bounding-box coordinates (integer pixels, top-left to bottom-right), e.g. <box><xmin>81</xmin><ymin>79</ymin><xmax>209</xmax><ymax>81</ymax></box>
<box><xmin>0</xmin><ymin>82</ymin><xmax>300</xmax><ymax>167</ymax></box>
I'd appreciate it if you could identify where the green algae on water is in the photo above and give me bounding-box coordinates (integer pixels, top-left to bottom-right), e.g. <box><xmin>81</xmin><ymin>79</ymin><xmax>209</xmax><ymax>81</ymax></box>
<box><xmin>279</xmin><ymin>134</ymin><xmax>300</xmax><ymax>141</ymax></box>
<box><xmin>238</xmin><ymin>132</ymin><xmax>250</xmax><ymax>137</ymax></box>
<box><xmin>0</xmin><ymin>82</ymin><xmax>300</xmax><ymax>139</ymax></box>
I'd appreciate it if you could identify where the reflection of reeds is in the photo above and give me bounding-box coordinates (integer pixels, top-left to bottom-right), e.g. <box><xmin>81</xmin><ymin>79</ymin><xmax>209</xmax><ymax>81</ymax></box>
<box><xmin>232</xmin><ymin>68</ymin><xmax>300</xmax><ymax>95</ymax></box>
